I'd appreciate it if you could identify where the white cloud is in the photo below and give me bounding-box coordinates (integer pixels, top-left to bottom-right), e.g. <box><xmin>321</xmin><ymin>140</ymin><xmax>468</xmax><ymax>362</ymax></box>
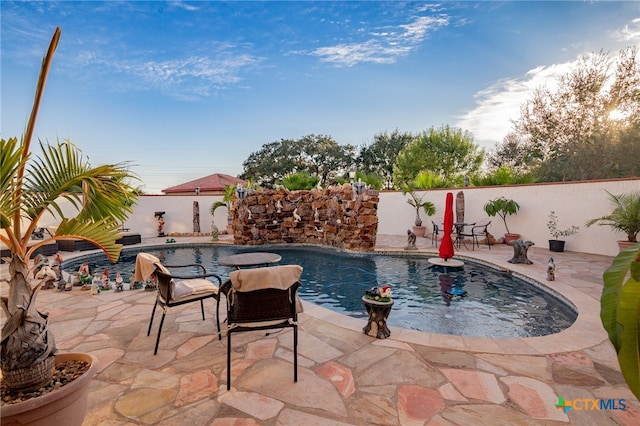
<box><xmin>309</xmin><ymin>15</ymin><xmax>449</xmax><ymax>66</ymax></box>
<box><xmin>456</xmin><ymin>62</ymin><xmax>573</xmax><ymax>148</ymax></box>
<box><xmin>171</xmin><ymin>1</ymin><xmax>199</xmax><ymax>12</ymax></box>
<box><xmin>612</xmin><ymin>18</ymin><xmax>640</xmax><ymax>43</ymax></box>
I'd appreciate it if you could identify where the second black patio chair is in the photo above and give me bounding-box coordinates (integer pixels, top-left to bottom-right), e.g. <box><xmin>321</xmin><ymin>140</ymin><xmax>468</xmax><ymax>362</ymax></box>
<box><xmin>221</xmin><ymin>264</ymin><xmax>303</xmax><ymax>390</ymax></box>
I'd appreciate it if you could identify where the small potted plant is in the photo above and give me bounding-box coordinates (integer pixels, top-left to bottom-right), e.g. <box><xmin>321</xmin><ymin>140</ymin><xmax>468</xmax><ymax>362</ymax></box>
<box><xmin>483</xmin><ymin>197</ymin><xmax>520</xmax><ymax>243</ymax></box>
<box><xmin>586</xmin><ymin>190</ymin><xmax>640</xmax><ymax>251</ymax></box>
<box><xmin>547</xmin><ymin>211</ymin><xmax>579</xmax><ymax>252</ymax></box>
<box><xmin>403</xmin><ymin>188</ymin><xmax>436</xmax><ymax>237</ymax></box>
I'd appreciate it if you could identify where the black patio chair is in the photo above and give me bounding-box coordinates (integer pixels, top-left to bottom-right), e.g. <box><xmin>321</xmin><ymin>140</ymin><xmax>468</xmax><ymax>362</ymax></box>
<box><xmin>221</xmin><ymin>264</ymin><xmax>302</xmax><ymax>390</ymax></box>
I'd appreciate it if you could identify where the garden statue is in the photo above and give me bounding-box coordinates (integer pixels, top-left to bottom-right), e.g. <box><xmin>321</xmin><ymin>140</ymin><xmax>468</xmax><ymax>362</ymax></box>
<box><xmin>115</xmin><ymin>272</ymin><xmax>124</xmax><ymax>292</ymax></box>
<box><xmin>364</xmin><ymin>285</ymin><xmax>392</xmax><ymax>301</ymax></box>
<box><xmin>101</xmin><ymin>267</ymin><xmax>111</xmax><ymax>290</ymax></box>
<box><xmin>155</xmin><ymin>211</ymin><xmax>166</xmax><ymax>237</ymax></box>
<box><xmin>91</xmin><ymin>273</ymin><xmax>101</xmax><ymax>295</ymax></box>
<box><xmin>508</xmin><ymin>239</ymin><xmax>535</xmax><ymax>264</ymax></box>
<box><xmin>405</xmin><ymin>229</ymin><xmax>417</xmax><ymax>250</ymax></box>
<box><xmin>547</xmin><ymin>257</ymin><xmax>556</xmax><ymax>281</ymax></box>
<box><xmin>77</xmin><ymin>262</ymin><xmax>93</xmax><ymax>289</ymax></box>
<box><xmin>34</xmin><ymin>256</ymin><xmax>57</xmax><ymax>290</ymax></box>
<box><xmin>57</xmin><ymin>274</ymin><xmax>68</xmax><ymax>291</ymax></box>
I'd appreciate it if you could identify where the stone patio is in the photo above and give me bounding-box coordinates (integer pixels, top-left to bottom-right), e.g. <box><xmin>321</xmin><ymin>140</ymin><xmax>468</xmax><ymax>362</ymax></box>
<box><xmin>1</xmin><ymin>234</ymin><xmax>638</xmax><ymax>425</ymax></box>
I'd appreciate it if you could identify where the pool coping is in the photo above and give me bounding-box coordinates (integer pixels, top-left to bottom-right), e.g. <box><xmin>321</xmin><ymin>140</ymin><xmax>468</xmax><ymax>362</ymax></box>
<box><xmin>57</xmin><ymin>239</ymin><xmax>609</xmax><ymax>356</ymax></box>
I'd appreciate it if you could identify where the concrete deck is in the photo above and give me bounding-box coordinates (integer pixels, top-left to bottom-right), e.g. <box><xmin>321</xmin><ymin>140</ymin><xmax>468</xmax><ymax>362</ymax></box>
<box><xmin>2</xmin><ymin>234</ymin><xmax>638</xmax><ymax>425</ymax></box>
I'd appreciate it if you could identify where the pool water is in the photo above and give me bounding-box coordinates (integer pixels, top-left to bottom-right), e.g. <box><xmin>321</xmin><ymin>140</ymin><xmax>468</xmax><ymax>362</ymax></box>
<box><xmin>62</xmin><ymin>245</ymin><xmax>577</xmax><ymax>338</ymax></box>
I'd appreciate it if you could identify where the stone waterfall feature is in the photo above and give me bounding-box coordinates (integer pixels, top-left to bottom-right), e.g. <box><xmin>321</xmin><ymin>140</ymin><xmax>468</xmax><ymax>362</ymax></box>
<box><xmin>232</xmin><ymin>185</ymin><xmax>379</xmax><ymax>251</ymax></box>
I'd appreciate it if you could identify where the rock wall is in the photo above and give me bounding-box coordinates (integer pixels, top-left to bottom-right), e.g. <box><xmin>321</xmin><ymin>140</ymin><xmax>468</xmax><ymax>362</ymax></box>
<box><xmin>232</xmin><ymin>185</ymin><xmax>379</xmax><ymax>251</ymax></box>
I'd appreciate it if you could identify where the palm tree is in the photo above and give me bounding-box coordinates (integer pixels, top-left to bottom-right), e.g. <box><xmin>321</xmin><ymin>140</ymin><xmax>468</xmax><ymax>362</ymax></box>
<box><xmin>0</xmin><ymin>27</ymin><xmax>138</xmax><ymax>391</ymax></box>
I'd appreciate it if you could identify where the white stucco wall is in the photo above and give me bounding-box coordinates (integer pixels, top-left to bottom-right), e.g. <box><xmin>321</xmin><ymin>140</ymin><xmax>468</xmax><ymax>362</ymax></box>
<box><xmin>110</xmin><ymin>178</ymin><xmax>639</xmax><ymax>257</ymax></box>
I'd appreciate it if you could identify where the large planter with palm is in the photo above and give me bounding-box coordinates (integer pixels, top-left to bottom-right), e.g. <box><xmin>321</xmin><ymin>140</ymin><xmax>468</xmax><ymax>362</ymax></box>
<box><xmin>403</xmin><ymin>188</ymin><xmax>436</xmax><ymax>237</ymax></box>
<box><xmin>483</xmin><ymin>197</ymin><xmax>521</xmax><ymax>243</ymax></box>
<box><xmin>0</xmin><ymin>27</ymin><xmax>137</xmax><ymax>425</ymax></box>
<box><xmin>586</xmin><ymin>190</ymin><xmax>640</xmax><ymax>251</ymax></box>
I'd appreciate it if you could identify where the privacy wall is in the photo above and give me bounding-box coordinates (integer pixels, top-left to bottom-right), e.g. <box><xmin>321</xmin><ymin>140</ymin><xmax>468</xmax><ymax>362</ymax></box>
<box><xmin>68</xmin><ymin>178</ymin><xmax>639</xmax><ymax>257</ymax></box>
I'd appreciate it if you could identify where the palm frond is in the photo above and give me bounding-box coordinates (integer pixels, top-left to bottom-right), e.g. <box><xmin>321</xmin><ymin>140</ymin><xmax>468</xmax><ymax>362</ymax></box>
<box><xmin>0</xmin><ymin>138</ymin><xmax>28</xmax><ymax>229</ymax></box>
<box><xmin>22</xmin><ymin>140</ymin><xmax>137</xmax><ymax>227</ymax></box>
<box><xmin>40</xmin><ymin>217</ymin><xmax>123</xmax><ymax>262</ymax></box>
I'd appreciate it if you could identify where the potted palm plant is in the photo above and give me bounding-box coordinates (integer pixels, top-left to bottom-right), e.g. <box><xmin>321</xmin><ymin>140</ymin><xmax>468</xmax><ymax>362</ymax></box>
<box><xmin>483</xmin><ymin>197</ymin><xmax>520</xmax><ymax>243</ymax></box>
<box><xmin>1</xmin><ymin>27</ymin><xmax>138</xmax><ymax>425</ymax></box>
<box><xmin>547</xmin><ymin>211</ymin><xmax>580</xmax><ymax>252</ymax></box>
<box><xmin>586</xmin><ymin>190</ymin><xmax>640</xmax><ymax>251</ymax></box>
<box><xmin>402</xmin><ymin>187</ymin><xmax>436</xmax><ymax>237</ymax></box>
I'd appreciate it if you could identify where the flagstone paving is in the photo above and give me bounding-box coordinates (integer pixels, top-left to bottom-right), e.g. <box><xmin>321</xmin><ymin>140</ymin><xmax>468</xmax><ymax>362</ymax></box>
<box><xmin>1</xmin><ymin>234</ymin><xmax>639</xmax><ymax>425</ymax></box>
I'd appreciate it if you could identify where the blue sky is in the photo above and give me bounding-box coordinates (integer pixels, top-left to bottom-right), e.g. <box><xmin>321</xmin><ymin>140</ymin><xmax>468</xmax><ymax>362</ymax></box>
<box><xmin>2</xmin><ymin>1</ymin><xmax>639</xmax><ymax>194</ymax></box>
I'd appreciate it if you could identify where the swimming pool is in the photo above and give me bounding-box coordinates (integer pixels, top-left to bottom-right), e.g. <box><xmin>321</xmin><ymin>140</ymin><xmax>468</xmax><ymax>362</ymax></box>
<box><xmin>62</xmin><ymin>244</ymin><xmax>577</xmax><ymax>338</ymax></box>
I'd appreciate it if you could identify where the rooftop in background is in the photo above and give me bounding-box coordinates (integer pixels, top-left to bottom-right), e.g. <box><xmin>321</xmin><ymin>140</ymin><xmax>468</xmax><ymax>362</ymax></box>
<box><xmin>161</xmin><ymin>173</ymin><xmax>245</xmax><ymax>195</ymax></box>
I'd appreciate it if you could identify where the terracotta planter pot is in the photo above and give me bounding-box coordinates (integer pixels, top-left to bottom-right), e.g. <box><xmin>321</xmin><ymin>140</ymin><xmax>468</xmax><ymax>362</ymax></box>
<box><xmin>504</xmin><ymin>233</ymin><xmax>521</xmax><ymax>244</ymax></box>
<box><xmin>549</xmin><ymin>240</ymin><xmax>566</xmax><ymax>252</ymax></box>
<box><xmin>412</xmin><ymin>225</ymin><xmax>426</xmax><ymax>238</ymax></box>
<box><xmin>617</xmin><ymin>240</ymin><xmax>639</xmax><ymax>251</ymax></box>
<box><xmin>1</xmin><ymin>353</ymin><xmax>98</xmax><ymax>426</ymax></box>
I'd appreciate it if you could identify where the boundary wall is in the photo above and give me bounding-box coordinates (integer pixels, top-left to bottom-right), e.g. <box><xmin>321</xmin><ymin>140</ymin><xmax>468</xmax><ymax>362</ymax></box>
<box><xmin>38</xmin><ymin>178</ymin><xmax>639</xmax><ymax>257</ymax></box>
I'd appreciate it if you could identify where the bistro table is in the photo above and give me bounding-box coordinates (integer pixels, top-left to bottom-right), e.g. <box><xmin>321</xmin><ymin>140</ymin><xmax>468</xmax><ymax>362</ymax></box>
<box><xmin>219</xmin><ymin>252</ymin><xmax>282</xmax><ymax>269</ymax></box>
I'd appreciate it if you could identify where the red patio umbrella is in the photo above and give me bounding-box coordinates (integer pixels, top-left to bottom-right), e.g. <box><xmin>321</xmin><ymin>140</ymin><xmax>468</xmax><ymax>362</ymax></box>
<box><xmin>439</xmin><ymin>192</ymin><xmax>455</xmax><ymax>260</ymax></box>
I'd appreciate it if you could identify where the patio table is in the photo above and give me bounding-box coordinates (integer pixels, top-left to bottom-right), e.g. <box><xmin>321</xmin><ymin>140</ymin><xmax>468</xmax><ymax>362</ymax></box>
<box><xmin>219</xmin><ymin>252</ymin><xmax>282</xmax><ymax>269</ymax></box>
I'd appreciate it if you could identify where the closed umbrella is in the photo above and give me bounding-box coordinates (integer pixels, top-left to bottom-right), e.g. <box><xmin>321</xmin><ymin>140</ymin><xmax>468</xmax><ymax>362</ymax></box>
<box><xmin>439</xmin><ymin>192</ymin><xmax>455</xmax><ymax>261</ymax></box>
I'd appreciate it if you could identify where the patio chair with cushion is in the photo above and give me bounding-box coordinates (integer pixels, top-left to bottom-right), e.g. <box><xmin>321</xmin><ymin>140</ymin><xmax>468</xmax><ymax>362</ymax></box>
<box><xmin>135</xmin><ymin>253</ymin><xmax>222</xmax><ymax>355</ymax></box>
<box><xmin>221</xmin><ymin>264</ymin><xmax>303</xmax><ymax>390</ymax></box>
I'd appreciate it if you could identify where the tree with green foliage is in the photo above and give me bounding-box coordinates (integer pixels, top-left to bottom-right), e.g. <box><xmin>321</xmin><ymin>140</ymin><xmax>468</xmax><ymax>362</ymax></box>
<box><xmin>393</xmin><ymin>125</ymin><xmax>484</xmax><ymax>186</ymax></box>
<box><xmin>240</xmin><ymin>139</ymin><xmax>302</xmax><ymax>188</ymax></box>
<box><xmin>487</xmin><ymin>132</ymin><xmax>536</xmax><ymax>175</ymax></box>
<box><xmin>281</xmin><ymin>172</ymin><xmax>319</xmax><ymax>190</ymax></box>
<box><xmin>298</xmin><ymin>134</ymin><xmax>355</xmax><ymax>187</ymax></box>
<box><xmin>357</xmin><ymin>129</ymin><xmax>414</xmax><ymax>189</ymax></box>
<box><xmin>471</xmin><ymin>164</ymin><xmax>537</xmax><ymax>186</ymax></box>
<box><xmin>513</xmin><ymin>46</ymin><xmax>640</xmax><ymax>181</ymax></box>
<box><xmin>240</xmin><ymin>135</ymin><xmax>354</xmax><ymax>188</ymax></box>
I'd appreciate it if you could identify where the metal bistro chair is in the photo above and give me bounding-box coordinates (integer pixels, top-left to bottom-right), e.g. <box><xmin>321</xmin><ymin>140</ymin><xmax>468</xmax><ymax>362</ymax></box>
<box><xmin>470</xmin><ymin>219</ymin><xmax>492</xmax><ymax>250</ymax></box>
<box><xmin>221</xmin><ymin>264</ymin><xmax>303</xmax><ymax>390</ymax></box>
<box><xmin>136</xmin><ymin>253</ymin><xmax>222</xmax><ymax>355</ymax></box>
<box><xmin>431</xmin><ymin>220</ymin><xmax>441</xmax><ymax>246</ymax></box>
